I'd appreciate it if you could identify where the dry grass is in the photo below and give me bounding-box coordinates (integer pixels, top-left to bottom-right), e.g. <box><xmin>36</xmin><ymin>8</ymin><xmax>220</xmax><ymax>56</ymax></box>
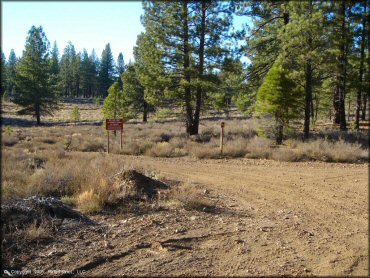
<box><xmin>164</xmin><ymin>182</ymin><xmax>214</xmax><ymax>212</ymax></box>
<box><xmin>1</xmin><ymin>100</ymin><xmax>368</xmax><ymax>206</ymax></box>
<box><xmin>25</xmin><ymin>221</ymin><xmax>52</xmax><ymax>241</ymax></box>
<box><xmin>76</xmin><ymin>190</ymin><xmax>103</xmax><ymax>214</ymax></box>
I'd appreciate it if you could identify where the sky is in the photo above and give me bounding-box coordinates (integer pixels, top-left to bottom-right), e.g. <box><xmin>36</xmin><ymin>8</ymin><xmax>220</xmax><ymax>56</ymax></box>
<box><xmin>2</xmin><ymin>1</ymin><xmax>249</xmax><ymax>63</ymax></box>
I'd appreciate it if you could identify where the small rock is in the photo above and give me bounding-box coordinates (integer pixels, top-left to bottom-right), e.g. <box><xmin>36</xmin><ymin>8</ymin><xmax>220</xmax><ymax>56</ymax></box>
<box><xmin>203</xmin><ymin>189</ymin><xmax>209</xmax><ymax>195</ymax></box>
<box><xmin>190</xmin><ymin>216</ymin><xmax>197</xmax><ymax>221</ymax></box>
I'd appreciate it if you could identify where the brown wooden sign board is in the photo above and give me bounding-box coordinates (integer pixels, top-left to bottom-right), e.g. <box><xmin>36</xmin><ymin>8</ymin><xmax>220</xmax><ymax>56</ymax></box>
<box><xmin>106</xmin><ymin>119</ymin><xmax>123</xmax><ymax>130</ymax></box>
<box><xmin>105</xmin><ymin>119</ymin><xmax>123</xmax><ymax>153</ymax></box>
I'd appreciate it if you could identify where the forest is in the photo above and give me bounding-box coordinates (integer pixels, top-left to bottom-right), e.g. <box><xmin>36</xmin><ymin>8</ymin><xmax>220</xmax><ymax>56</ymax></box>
<box><xmin>1</xmin><ymin>0</ymin><xmax>369</xmax><ymax>142</ymax></box>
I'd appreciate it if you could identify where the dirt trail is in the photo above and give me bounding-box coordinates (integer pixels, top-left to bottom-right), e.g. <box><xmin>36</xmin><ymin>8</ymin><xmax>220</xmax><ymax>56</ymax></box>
<box><xmin>120</xmin><ymin>156</ymin><xmax>368</xmax><ymax>276</ymax></box>
<box><xmin>22</xmin><ymin>156</ymin><xmax>368</xmax><ymax>276</ymax></box>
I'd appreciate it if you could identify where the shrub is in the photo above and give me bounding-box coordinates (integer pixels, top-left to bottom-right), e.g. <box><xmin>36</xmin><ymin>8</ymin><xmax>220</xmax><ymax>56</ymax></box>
<box><xmin>76</xmin><ymin>190</ymin><xmax>102</xmax><ymax>214</ymax></box>
<box><xmin>41</xmin><ymin>137</ymin><xmax>57</xmax><ymax>144</ymax></box>
<box><xmin>187</xmin><ymin>143</ymin><xmax>221</xmax><ymax>159</ymax></box>
<box><xmin>25</xmin><ymin>221</ymin><xmax>51</xmax><ymax>241</ymax></box>
<box><xmin>146</xmin><ymin>142</ymin><xmax>186</xmax><ymax>157</ymax></box>
<box><xmin>80</xmin><ymin>140</ymin><xmax>105</xmax><ymax>152</ymax></box>
<box><xmin>155</xmin><ymin>108</ymin><xmax>173</xmax><ymax>119</ymax></box>
<box><xmin>223</xmin><ymin>138</ymin><xmax>248</xmax><ymax>158</ymax></box>
<box><xmin>166</xmin><ymin>183</ymin><xmax>214</xmax><ymax>212</ymax></box>
<box><xmin>271</xmin><ymin>147</ymin><xmax>299</xmax><ymax>162</ymax></box>
<box><xmin>61</xmin><ymin>195</ymin><xmax>76</xmax><ymax>206</ymax></box>
<box><xmin>71</xmin><ymin>105</ymin><xmax>81</xmax><ymax>123</ymax></box>
<box><xmin>245</xmin><ymin>136</ymin><xmax>272</xmax><ymax>159</ymax></box>
<box><xmin>2</xmin><ymin>136</ymin><xmax>19</xmax><ymax>147</ymax></box>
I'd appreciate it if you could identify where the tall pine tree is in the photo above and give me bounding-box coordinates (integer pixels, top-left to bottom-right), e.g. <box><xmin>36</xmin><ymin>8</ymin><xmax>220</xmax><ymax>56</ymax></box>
<box><xmin>14</xmin><ymin>26</ymin><xmax>58</xmax><ymax>125</ymax></box>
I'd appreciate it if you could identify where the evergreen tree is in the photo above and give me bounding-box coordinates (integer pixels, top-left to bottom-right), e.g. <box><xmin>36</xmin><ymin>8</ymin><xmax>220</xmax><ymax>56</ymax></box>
<box><xmin>99</xmin><ymin>43</ymin><xmax>115</xmax><ymax>97</ymax></box>
<box><xmin>86</xmin><ymin>49</ymin><xmax>100</xmax><ymax>98</ymax></box>
<box><xmin>80</xmin><ymin>49</ymin><xmax>93</xmax><ymax>98</ymax></box>
<box><xmin>139</xmin><ymin>1</ymin><xmax>233</xmax><ymax>135</ymax></box>
<box><xmin>50</xmin><ymin>41</ymin><xmax>60</xmax><ymax>76</ymax></box>
<box><xmin>255</xmin><ymin>60</ymin><xmax>301</xmax><ymax>144</ymax></box>
<box><xmin>59</xmin><ymin>42</ymin><xmax>75</xmax><ymax>97</ymax></box>
<box><xmin>122</xmin><ymin>63</ymin><xmax>153</xmax><ymax>122</ymax></box>
<box><xmin>14</xmin><ymin>26</ymin><xmax>58</xmax><ymax>125</ymax></box>
<box><xmin>279</xmin><ymin>1</ymin><xmax>326</xmax><ymax>138</ymax></box>
<box><xmin>117</xmin><ymin>52</ymin><xmax>125</xmax><ymax>87</ymax></box>
<box><xmin>1</xmin><ymin>50</ymin><xmax>6</xmax><ymax>96</ymax></box>
<box><xmin>72</xmin><ymin>52</ymin><xmax>81</xmax><ymax>97</ymax></box>
<box><xmin>6</xmin><ymin>49</ymin><xmax>18</xmax><ymax>95</ymax></box>
<box><xmin>212</xmin><ymin>58</ymin><xmax>245</xmax><ymax>116</ymax></box>
<box><xmin>235</xmin><ymin>1</ymin><xmax>291</xmax><ymax>114</ymax></box>
<box><xmin>103</xmin><ymin>81</ymin><xmax>124</xmax><ymax>121</ymax></box>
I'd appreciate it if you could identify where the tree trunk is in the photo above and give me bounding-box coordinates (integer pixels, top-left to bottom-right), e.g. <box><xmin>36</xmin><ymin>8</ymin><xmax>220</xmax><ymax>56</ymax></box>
<box><xmin>182</xmin><ymin>0</ymin><xmax>195</xmax><ymax>135</ymax></box>
<box><xmin>362</xmin><ymin>94</ymin><xmax>368</xmax><ymax>120</ymax></box>
<box><xmin>276</xmin><ymin>122</ymin><xmax>283</xmax><ymax>145</ymax></box>
<box><xmin>143</xmin><ymin>100</ymin><xmax>148</xmax><ymax>123</ymax></box>
<box><xmin>35</xmin><ymin>103</ymin><xmax>41</xmax><ymax>125</ymax></box>
<box><xmin>333</xmin><ymin>1</ymin><xmax>347</xmax><ymax>130</ymax></box>
<box><xmin>348</xmin><ymin>99</ymin><xmax>351</xmax><ymax>122</ymax></box>
<box><xmin>192</xmin><ymin>0</ymin><xmax>207</xmax><ymax>136</ymax></box>
<box><xmin>304</xmin><ymin>59</ymin><xmax>312</xmax><ymax>139</ymax></box>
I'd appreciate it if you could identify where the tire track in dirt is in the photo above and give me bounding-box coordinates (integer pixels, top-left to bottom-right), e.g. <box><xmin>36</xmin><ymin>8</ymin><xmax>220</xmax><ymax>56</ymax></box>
<box><xmin>120</xmin><ymin>156</ymin><xmax>368</xmax><ymax>275</ymax></box>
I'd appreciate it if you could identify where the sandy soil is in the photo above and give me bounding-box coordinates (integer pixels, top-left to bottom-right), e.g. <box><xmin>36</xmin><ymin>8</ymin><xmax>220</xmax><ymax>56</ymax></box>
<box><xmin>14</xmin><ymin>156</ymin><xmax>368</xmax><ymax>277</ymax></box>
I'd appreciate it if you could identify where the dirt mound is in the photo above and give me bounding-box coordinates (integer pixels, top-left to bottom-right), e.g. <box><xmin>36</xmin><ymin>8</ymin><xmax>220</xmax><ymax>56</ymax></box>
<box><xmin>111</xmin><ymin>169</ymin><xmax>168</xmax><ymax>202</ymax></box>
<box><xmin>1</xmin><ymin>195</ymin><xmax>94</xmax><ymax>228</ymax></box>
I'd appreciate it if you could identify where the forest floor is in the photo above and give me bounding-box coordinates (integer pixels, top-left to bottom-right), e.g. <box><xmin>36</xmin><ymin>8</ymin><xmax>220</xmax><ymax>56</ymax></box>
<box><xmin>5</xmin><ymin>155</ymin><xmax>368</xmax><ymax>277</ymax></box>
<box><xmin>1</xmin><ymin>100</ymin><xmax>368</xmax><ymax>276</ymax></box>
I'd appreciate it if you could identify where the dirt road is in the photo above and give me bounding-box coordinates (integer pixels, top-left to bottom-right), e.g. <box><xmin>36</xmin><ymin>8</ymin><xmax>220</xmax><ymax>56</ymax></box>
<box><xmin>24</xmin><ymin>156</ymin><xmax>368</xmax><ymax>276</ymax></box>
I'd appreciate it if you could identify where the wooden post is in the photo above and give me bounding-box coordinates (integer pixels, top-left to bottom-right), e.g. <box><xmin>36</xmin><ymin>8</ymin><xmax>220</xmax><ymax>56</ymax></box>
<box><xmin>107</xmin><ymin>130</ymin><xmax>110</xmax><ymax>154</ymax></box>
<box><xmin>220</xmin><ymin>122</ymin><xmax>225</xmax><ymax>155</ymax></box>
<box><xmin>120</xmin><ymin>129</ymin><xmax>123</xmax><ymax>151</ymax></box>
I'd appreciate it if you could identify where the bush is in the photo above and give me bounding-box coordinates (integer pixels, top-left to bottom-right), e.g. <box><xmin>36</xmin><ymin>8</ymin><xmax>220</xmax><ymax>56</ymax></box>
<box><xmin>245</xmin><ymin>136</ymin><xmax>272</xmax><ymax>159</ymax></box>
<box><xmin>271</xmin><ymin>147</ymin><xmax>299</xmax><ymax>162</ymax></box>
<box><xmin>76</xmin><ymin>190</ymin><xmax>102</xmax><ymax>214</ymax></box>
<box><xmin>146</xmin><ymin>142</ymin><xmax>186</xmax><ymax>157</ymax></box>
<box><xmin>71</xmin><ymin>105</ymin><xmax>81</xmax><ymax>123</ymax></box>
<box><xmin>187</xmin><ymin>143</ymin><xmax>221</xmax><ymax>159</ymax></box>
<box><xmin>2</xmin><ymin>136</ymin><xmax>19</xmax><ymax>147</ymax></box>
<box><xmin>81</xmin><ymin>140</ymin><xmax>105</xmax><ymax>152</ymax></box>
<box><xmin>223</xmin><ymin>138</ymin><xmax>248</xmax><ymax>158</ymax></box>
<box><xmin>165</xmin><ymin>183</ymin><xmax>214</xmax><ymax>212</ymax></box>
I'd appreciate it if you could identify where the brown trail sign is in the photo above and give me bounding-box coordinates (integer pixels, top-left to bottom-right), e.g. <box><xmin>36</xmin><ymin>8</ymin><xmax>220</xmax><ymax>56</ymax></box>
<box><xmin>106</xmin><ymin>119</ymin><xmax>123</xmax><ymax>153</ymax></box>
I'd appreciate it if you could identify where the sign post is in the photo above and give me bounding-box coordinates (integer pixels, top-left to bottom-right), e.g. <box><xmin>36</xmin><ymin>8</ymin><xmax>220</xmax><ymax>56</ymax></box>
<box><xmin>220</xmin><ymin>122</ymin><xmax>225</xmax><ymax>155</ymax></box>
<box><xmin>106</xmin><ymin>119</ymin><xmax>123</xmax><ymax>154</ymax></box>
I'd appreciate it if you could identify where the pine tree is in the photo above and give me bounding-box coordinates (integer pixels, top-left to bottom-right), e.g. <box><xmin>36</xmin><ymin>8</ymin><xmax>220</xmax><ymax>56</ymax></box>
<box><xmin>98</xmin><ymin>43</ymin><xmax>115</xmax><ymax>97</ymax></box>
<box><xmin>255</xmin><ymin>60</ymin><xmax>301</xmax><ymax>144</ymax></box>
<box><xmin>14</xmin><ymin>26</ymin><xmax>58</xmax><ymax>125</ymax></box>
<box><xmin>279</xmin><ymin>1</ymin><xmax>326</xmax><ymax>138</ymax></box>
<box><xmin>50</xmin><ymin>41</ymin><xmax>60</xmax><ymax>76</ymax></box>
<box><xmin>139</xmin><ymin>1</ymin><xmax>233</xmax><ymax>135</ymax></box>
<box><xmin>213</xmin><ymin>58</ymin><xmax>245</xmax><ymax>116</ymax></box>
<box><xmin>116</xmin><ymin>52</ymin><xmax>125</xmax><ymax>87</ymax></box>
<box><xmin>6</xmin><ymin>49</ymin><xmax>18</xmax><ymax>95</ymax></box>
<box><xmin>235</xmin><ymin>1</ymin><xmax>291</xmax><ymax>114</ymax></box>
<box><xmin>72</xmin><ymin>52</ymin><xmax>81</xmax><ymax>97</ymax></box>
<box><xmin>122</xmin><ymin>63</ymin><xmax>153</xmax><ymax>122</ymax></box>
<box><xmin>1</xmin><ymin>50</ymin><xmax>6</xmax><ymax>96</ymax></box>
<box><xmin>103</xmin><ymin>81</ymin><xmax>124</xmax><ymax>121</ymax></box>
<box><xmin>59</xmin><ymin>42</ymin><xmax>75</xmax><ymax>97</ymax></box>
<box><xmin>89</xmin><ymin>49</ymin><xmax>100</xmax><ymax>98</ymax></box>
